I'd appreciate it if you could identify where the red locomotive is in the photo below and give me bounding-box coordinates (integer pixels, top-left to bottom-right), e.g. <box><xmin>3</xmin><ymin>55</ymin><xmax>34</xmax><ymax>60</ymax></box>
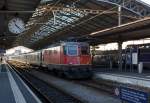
<box><xmin>9</xmin><ymin>42</ymin><xmax>92</xmax><ymax>79</ymax></box>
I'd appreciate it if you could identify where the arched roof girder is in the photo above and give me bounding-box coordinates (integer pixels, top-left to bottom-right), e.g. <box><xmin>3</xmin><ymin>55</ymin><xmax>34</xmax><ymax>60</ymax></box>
<box><xmin>95</xmin><ymin>0</ymin><xmax>150</xmax><ymax>17</ymax></box>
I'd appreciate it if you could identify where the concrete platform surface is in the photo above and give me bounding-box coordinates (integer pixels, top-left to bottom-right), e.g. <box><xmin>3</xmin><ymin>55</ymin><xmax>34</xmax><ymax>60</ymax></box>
<box><xmin>94</xmin><ymin>72</ymin><xmax>150</xmax><ymax>88</ymax></box>
<box><xmin>0</xmin><ymin>63</ymin><xmax>42</xmax><ymax>103</ymax></box>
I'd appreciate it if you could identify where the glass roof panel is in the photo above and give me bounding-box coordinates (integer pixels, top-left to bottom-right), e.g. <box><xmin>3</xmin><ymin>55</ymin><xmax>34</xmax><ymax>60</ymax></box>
<box><xmin>29</xmin><ymin>10</ymin><xmax>87</xmax><ymax>43</ymax></box>
<box><xmin>40</xmin><ymin>0</ymin><xmax>53</xmax><ymax>4</ymax></box>
<box><xmin>141</xmin><ymin>0</ymin><xmax>150</xmax><ymax>5</ymax></box>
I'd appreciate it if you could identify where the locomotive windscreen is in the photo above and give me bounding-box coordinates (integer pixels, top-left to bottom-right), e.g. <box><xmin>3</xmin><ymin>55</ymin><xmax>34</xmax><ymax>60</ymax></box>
<box><xmin>67</xmin><ymin>45</ymin><xmax>78</xmax><ymax>56</ymax></box>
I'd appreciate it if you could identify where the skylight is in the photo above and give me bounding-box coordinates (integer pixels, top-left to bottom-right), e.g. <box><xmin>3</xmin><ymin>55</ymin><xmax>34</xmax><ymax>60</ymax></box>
<box><xmin>140</xmin><ymin>0</ymin><xmax>150</xmax><ymax>5</ymax></box>
<box><xmin>29</xmin><ymin>10</ymin><xmax>87</xmax><ymax>43</ymax></box>
<box><xmin>40</xmin><ymin>0</ymin><xmax>53</xmax><ymax>4</ymax></box>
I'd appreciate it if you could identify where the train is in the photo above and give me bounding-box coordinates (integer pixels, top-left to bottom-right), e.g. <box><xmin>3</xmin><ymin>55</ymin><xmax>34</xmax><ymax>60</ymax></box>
<box><xmin>92</xmin><ymin>43</ymin><xmax>150</xmax><ymax>72</ymax></box>
<box><xmin>92</xmin><ymin>50</ymin><xmax>119</xmax><ymax>68</ymax></box>
<box><xmin>9</xmin><ymin>42</ymin><xmax>92</xmax><ymax>79</ymax></box>
<box><xmin>125</xmin><ymin>43</ymin><xmax>150</xmax><ymax>72</ymax></box>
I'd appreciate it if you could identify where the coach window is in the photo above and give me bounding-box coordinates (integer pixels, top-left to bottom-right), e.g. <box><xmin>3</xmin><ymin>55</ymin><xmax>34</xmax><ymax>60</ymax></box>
<box><xmin>45</xmin><ymin>51</ymin><xmax>47</xmax><ymax>54</ymax></box>
<box><xmin>54</xmin><ymin>50</ymin><xmax>57</xmax><ymax>54</ymax></box>
<box><xmin>49</xmin><ymin>50</ymin><xmax>52</xmax><ymax>54</ymax></box>
<box><xmin>63</xmin><ymin>46</ymin><xmax>67</xmax><ymax>55</ymax></box>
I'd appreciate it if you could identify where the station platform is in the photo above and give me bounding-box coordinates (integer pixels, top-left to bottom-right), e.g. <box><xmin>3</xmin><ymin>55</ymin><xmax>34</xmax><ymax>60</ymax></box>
<box><xmin>0</xmin><ymin>63</ymin><xmax>42</xmax><ymax>103</ymax></box>
<box><xmin>94</xmin><ymin>71</ymin><xmax>150</xmax><ymax>88</ymax></box>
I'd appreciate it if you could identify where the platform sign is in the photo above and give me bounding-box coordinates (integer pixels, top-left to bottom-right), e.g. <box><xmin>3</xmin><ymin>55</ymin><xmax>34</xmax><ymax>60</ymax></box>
<box><xmin>120</xmin><ymin>87</ymin><xmax>148</xmax><ymax>103</ymax></box>
<box><xmin>132</xmin><ymin>53</ymin><xmax>138</xmax><ymax>64</ymax></box>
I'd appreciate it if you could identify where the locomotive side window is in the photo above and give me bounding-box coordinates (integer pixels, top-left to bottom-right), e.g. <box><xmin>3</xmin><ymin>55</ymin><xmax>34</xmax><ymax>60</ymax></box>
<box><xmin>67</xmin><ymin>45</ymin><xmax>78</xmax><ymax>56</ymax></box>
<box><xmin>63</xmin><ymin>46</ymin><xmax>67</xmax><ymax>55</ymax></box>
<box><xmin>81</xmin><ymin>46</ymin><xmax>89</xmax><ymax>55</ymax></box>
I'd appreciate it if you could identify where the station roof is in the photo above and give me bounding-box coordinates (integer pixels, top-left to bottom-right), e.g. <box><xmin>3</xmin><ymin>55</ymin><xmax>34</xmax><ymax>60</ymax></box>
<box><xmin>1</xmin><ymin>0</ymin><xmax>150</xmax><ymax>50</ymax></box>
<box><xmin>89</xmin><ymin>17</ymin><xmax>150</xmax><ymax>45</ymax></box>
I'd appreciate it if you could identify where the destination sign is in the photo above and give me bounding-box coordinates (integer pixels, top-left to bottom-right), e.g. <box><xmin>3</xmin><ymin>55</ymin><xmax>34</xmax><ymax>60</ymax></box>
<box><xmin>120</xmin><ymin>87</ymin><xmax>148</xmax><ymax>103</ymax></box>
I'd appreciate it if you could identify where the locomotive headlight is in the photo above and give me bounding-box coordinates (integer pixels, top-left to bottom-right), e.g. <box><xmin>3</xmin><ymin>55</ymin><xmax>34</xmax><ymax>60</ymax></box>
<box><xmin>69</xmin><ymin>62</ymin><xmax>73</xmax><ymax>65</ymax></box>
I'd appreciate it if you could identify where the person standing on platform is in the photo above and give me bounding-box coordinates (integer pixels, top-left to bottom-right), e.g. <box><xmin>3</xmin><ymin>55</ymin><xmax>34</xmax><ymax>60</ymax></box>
<box><xmin>0</xmin><ymin>57</ymin><xmax>2</xmax><ymax>63</ymax></box>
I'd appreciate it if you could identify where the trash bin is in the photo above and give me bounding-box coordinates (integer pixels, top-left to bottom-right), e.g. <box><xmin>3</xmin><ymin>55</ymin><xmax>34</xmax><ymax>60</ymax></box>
<box><xmin>138</xmin><ymin>62</ymin><xmax>143</xmax><ymax>74</ymax></box>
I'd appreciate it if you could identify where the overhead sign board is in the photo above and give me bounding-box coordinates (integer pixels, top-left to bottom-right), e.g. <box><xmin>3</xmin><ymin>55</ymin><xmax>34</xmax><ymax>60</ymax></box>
<box><xmin>120</xmin><ymin>87</ymin><xmax>148</xmax><ymax>103</ymax></box>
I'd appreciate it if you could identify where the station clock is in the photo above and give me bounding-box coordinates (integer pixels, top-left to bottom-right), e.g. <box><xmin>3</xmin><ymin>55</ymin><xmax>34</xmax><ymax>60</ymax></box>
<box><xmin>8</xmin><ymin>18</ymin><xmax>25</xmax><ymax>34</ymax></box>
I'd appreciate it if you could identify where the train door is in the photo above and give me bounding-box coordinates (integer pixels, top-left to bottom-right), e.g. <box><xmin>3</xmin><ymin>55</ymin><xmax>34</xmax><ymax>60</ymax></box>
<box><xmin>37</xmin><ymin>52</ymin><xmax>42</xmax><ymax>66</ymax></box>
<box><xmin>41</xmin><ymin>50</ymin><xmax>47</xmax><ymax>67</ymax></box>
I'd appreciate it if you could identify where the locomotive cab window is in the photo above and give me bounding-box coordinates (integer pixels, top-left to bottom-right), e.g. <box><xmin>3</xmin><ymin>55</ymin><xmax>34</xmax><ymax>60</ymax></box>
<box><xmin>81</xmin><ymin>46</ymin><xmax>89</xmax><ymax>55</ymax></box>
<box><xmin>67</xmin><ymin>45</ymin><xmax>78</xmax><ymax>56</ymax></box>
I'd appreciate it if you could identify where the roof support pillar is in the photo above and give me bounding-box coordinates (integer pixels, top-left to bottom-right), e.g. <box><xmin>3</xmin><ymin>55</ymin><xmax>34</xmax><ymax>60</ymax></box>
<box><xmin>118</xmin><ymin>41</ymin><xmax>123</xmax><ymax>71</ymax></box>
<box><xmin>118</xmin><ymin>5</ymin><xmax>122</xmax><ymax>26</ymax></box>
<box><xmin>53</xmin><ymin>11</ymin><xmax>57</xmax><ymax>25</ymax></box>
<box><xmin>118</xmin><ymin>5</ymin><xmax>123</xmax><ymax>71</ymax></box>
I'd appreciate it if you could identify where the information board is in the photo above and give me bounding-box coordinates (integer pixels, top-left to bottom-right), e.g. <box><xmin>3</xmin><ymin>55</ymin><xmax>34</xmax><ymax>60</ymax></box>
<box><xmin>138</xmin><ymin>54</ymin><xmax>150</xmax><ymax>62</ymax></box>
<box><xmin>120</xmin><ymin>87</ymin><xmax>148</xmax><ymax>103</ymax></box>
<box><xmin>138</xmin><ymin>48</ymin><xmax>150</xmax><ymax>62</ymax></box>
<box><xmin>132</xmin><ymin>53</ymin><xmax>138</xmax><ymax>64</ymax></box>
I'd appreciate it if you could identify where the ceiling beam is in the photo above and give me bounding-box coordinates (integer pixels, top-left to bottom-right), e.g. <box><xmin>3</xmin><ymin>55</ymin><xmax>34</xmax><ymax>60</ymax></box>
<box><xmin>0</xmin><ymin>10</ymin><xmax>35</xmax><ymax>13</ymax></box>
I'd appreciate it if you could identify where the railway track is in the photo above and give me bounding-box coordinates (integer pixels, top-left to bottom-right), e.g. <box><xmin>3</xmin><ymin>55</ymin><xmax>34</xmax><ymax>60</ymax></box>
<box><xmin>33</xmin><ymin>68</ymin><xmax>117</xmax><ymax>99</ymax></box>
<box><xmin>8</xmin><ymin>63</ymin><xmax>84</xmax><ymax>103</ymax></box>
<box><xmin>35</xmin><ymin>67</ymin><xmax>116</xmax><ymax>96</ymax></box>
<box><xmin>74</xmin><ymin>80</ymin><xmax>115</xmax><ymax>96</ymax></box>
<box><xmin>29</xmin><ymin>66</ymin><xmax>116</xmax><ymax>96</ymax></box>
